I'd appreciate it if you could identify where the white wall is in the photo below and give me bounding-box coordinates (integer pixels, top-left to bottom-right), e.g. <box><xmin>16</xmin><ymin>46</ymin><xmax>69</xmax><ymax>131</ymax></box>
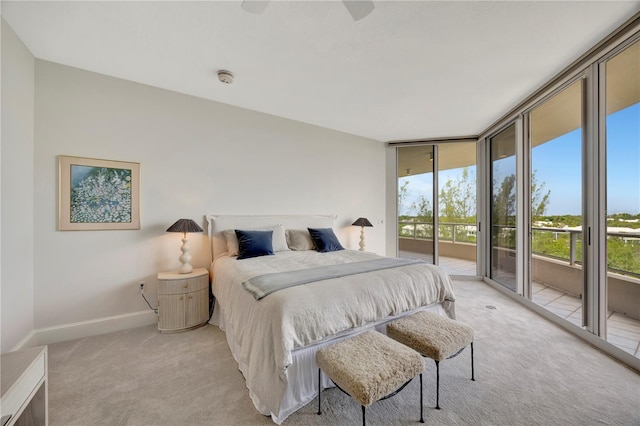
<box><xmin>1</xmin><ymin>19</ymin><xmax>36</xmax><ymax>351</ymax></box>
<box><xmin>32</xmin><ymin>60</ymin><xmax>386</xmax><ymax>335</ymax></box>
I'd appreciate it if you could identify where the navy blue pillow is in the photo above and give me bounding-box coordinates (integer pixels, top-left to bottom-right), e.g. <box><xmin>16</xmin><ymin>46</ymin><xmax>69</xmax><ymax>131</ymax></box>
<box><xmin>235</xmin><ymin>229</ymin><xmax>274</xmax><ymax>260</ymax></box>
<box><xmin>307</xmin><ymin>228</ymin><xmax>344</xmax><ymax>253</ymax></box>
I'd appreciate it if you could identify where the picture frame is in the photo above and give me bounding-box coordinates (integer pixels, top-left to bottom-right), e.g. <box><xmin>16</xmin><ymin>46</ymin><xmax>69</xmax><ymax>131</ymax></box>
<box><xmin>58</xmin><ymin>156</ymin><xmax>140</xmax><ymax>230</ymax></box>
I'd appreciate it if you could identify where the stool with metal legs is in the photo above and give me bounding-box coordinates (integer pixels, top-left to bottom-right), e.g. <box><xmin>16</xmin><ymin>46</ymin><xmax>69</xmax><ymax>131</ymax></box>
<box><xmin>316</xmin><ymin>330</ymin><xmax>425</xmax><ymax>425</ymax></box>
<box><xmin>387</xmin><ymin>311</ymin><xmax>476</xmax><ymax>409</ymax></box>
<box><xmin>317</xmin><ymin>369</ymin><xmax>424</xmax><ymax>425</ymax></box>
<box><xmin>433</xmin><ymin>342</ymin><xmax>474</xmax><ymax>409</ymax></box>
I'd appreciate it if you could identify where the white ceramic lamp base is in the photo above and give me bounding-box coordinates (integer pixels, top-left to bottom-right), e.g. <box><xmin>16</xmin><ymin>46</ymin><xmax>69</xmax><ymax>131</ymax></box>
<box><xmin>178</xmin><ymin>237</ymin><xmax>193</xmax><ymax>274</ymax></box>
<box><xmin>358</xmin><ymin>227</ymin><xmax>366</xmax><ymax>252</ymax></box>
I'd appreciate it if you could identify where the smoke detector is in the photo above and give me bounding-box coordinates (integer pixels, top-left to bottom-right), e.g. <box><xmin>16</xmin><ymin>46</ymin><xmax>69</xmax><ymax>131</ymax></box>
<box><xmin>217</xmin><ymin>70</ymin><xmax>234</xmax><ymax>84</ymax></box>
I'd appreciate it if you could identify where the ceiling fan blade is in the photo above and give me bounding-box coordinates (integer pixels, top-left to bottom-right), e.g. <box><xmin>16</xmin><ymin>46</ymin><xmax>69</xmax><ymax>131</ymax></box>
<box><xmin>342</xmin><ymin>0</ymin><xmax>375</xmax><ymax>21</ymax></box>
<box><xmin>241</xmin><ymin>0</ymin><xmax>270</xmax><ymax>15</ymax></box>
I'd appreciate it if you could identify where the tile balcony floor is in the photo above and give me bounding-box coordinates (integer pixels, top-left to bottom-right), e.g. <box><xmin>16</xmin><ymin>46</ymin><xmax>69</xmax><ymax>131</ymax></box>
<box><xmin>532</xmin><ymin>281</ymin><xmax>640</xmax><ymax>359</ymax></box>
<box><xmin>399</xmin><ymin>250</ymin><xmax>640</xmax><ymax>360</ymax></box>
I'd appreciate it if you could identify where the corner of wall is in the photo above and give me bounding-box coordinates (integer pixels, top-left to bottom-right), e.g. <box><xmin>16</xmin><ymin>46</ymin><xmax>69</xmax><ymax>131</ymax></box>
<box><xmin>1</xmin><ymin>17</ymin><xmax>36</xmax><ymax>352</ymax></box>
<box><xmin>33</xmin><ymin>311</ymin><xmax>158</xmax><ymax>347</ymax></box>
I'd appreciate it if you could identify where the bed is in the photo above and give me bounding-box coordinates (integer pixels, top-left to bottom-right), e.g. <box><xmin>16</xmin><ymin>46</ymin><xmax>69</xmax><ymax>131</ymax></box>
<box><xmin>206</xmin><ymin>214</ymin><xmax>456</xmax><ymax>424</ymax></box>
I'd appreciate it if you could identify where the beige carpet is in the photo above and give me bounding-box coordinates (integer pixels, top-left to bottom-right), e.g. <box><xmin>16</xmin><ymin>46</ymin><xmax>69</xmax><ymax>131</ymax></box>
<box><xmin>47</xmin><ymin>280</ymin><xmax>640</xmax><ymax>425</ymax></box>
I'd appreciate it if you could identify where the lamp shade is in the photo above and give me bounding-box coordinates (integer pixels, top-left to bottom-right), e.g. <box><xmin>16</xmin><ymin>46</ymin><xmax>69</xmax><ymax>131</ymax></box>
<box><xmin>166</xmin><ymin>218</ymin><xmax>203</xmax><ymax>234</ymax></box>
<box><xmin>352</xmin><ymin>217</ymin><xmax>373</xmax><ymax>227</ymax></box>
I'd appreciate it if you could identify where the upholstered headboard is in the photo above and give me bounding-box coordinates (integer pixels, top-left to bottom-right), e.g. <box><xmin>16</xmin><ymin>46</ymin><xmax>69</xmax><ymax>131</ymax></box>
<box><xmin>206</xmin><ymin>214</ymin><xmax>337</xmax><ymax>261</ymax></box>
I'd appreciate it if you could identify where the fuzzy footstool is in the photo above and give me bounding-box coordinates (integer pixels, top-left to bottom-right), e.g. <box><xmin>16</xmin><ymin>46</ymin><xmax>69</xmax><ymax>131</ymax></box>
<box><xmin>316</xmin><ymin>330</ymin><xmax>425</xmax><ymax>425</ymax></box>
<box><xmin>387</xmin><ymin>311</ymin><xmax>475</xmax><ymax>409</ymax></box>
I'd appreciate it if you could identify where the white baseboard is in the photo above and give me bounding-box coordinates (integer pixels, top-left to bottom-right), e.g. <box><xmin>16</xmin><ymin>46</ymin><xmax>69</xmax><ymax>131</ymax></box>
<box><xmin>28</xmin><ymin>310</ymin><xmax>157</xmax><ymax>347</ymax></box>
<box><xmin>11</xmin><ymin>330</ymin><xmax>38</xmax><ymax>352</ymax></box>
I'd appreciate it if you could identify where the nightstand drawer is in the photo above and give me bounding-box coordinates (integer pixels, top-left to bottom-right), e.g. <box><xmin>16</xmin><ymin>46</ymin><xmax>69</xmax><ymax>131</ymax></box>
<box><xmin>157</xmin><ymin>274</ymin><xmax>209</xmax><ymax>295</ymax></box>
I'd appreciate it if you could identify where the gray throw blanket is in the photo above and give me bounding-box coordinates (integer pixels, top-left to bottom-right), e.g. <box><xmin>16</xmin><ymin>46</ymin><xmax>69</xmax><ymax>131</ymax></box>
<box><xmin>243</xmin><ymin>257</ymin><xmax>422</xmax><ymax>300</ymax></box>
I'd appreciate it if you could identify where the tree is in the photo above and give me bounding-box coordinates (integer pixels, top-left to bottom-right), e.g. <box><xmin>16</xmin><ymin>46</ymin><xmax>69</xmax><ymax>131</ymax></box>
<box><xmin>398</xmin><ymin>180</ymin><xmax>410</xmax><ymax>217</ymax></box>
<box><xmin>412</xmin><ymin>195</ymin><xmax>432</xmax><ymax>222</ymax></box>
<box><xmin>492</xmin><ymin>174</ymin><xmax>516</xmax><ymax>226</ymax></box>
<box><xmin>531</xmin><ymin>170</ymin><xmax>551</xmax><ymax>220</ymax></box>
<box><xmin>409</xmin><ymin>195</ymin><xmax>433</xmax><ymax>238</ymax></box>
<box><xmin>492</xmin><ymin>170</ymin><xmax>551</xmax><ymax>225</ymax></box>
<box><xmin>439</xmin><ymin>167</ymin><xmax>476</xmax><ymax>223</ymax></box>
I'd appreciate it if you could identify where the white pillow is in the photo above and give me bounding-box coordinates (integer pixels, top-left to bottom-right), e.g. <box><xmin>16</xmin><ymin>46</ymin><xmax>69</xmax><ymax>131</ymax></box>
<box><xmin>223</xmin><ymin>224</ymin><xmax>289</xmax><ymax>256</ymax></box>
<box><xmin>285</xmin><ymin>229</ymin><xmax>315</xmax><ymax>251</ymax></box>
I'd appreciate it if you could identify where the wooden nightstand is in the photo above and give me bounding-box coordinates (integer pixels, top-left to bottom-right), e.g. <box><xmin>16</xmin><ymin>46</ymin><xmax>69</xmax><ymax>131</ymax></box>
<box><xmin>157</xmin><ymin>268</ymin><xmax>210</xmax><ymax>333</ymax></box>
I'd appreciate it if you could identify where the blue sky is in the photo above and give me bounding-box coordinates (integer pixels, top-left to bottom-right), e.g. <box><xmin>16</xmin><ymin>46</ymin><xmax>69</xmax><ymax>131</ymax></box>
<box><xmin>400</xmin><ymin>103</ymin><xmax>639</xmax><ymax>216</ymax></box>
<box><xmin>605</xmin><ymin>103</ymin><xmax>640</xmax><ymax>214</ymax></box>
<box><xmin>531</xmin><ymin>129</ymin><xmax>582</xmax><ymax>215</ymax></box>
<box><xmin>534</xmin><ymin>103</ymin><xmax>639</xmax><ymax>215</ymax></box>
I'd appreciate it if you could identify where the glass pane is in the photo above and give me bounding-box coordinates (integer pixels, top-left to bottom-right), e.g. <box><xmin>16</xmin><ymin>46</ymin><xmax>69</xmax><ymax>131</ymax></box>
<box><xmin>398</xmin><ymin>146</ymin><xmax>435</xmax><ymax>263</ymax></box>
<box><xmin>605</xmin><ymin>40</ymin><xmax>640</xmax><ymax>358</ymax></box>
<box><xmin>529</xmin><ymin>80</ymin><xmax>584</xmax><ymax>325</ymax></box>
<box><xmin>490</xmin><ymin>124</ymin><xmax>517</xmax><ymax>291</ymax></box>
<box><xmin>438</xmin><ymin>142</ymin><xmax>477</xmax><ymax>275</ymax></box>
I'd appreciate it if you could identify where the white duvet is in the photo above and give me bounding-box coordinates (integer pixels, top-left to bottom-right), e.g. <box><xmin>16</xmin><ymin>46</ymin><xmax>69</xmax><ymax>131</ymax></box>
<box><xmin>211</xmin><ymin>250</ymin><xmax>456</xmax><ymax>417</ymax></box>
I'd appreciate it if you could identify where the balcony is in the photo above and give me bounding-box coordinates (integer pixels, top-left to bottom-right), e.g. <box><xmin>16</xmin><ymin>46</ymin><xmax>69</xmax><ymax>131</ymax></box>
<box><xmin>398</xmin><ymin>221</ymin><xmax>640</xmax><ymax>359</ymax></box>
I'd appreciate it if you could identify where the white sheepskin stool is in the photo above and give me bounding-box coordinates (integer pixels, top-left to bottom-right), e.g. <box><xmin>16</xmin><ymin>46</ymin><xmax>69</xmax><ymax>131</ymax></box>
<box><xmin>316</xmin><ymin>330</ymin><xmax>425</xmax><ymax>425</ymax></box>
<box><xmin>387</xmin><ymin>311</ymin><xmax>475</xmax><ymax>410</ymax></box>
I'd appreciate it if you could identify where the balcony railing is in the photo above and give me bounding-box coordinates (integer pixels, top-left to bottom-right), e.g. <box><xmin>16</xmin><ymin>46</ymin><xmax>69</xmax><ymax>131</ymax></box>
<box><xmin>399</xmin><ymin>221</ymin><xmax>640</xmax><ymax>278</ymax></box>
<box><xmin>399</xmin><ymin>221</ymin><xmax>477</xmax><ymax>244</ymax></box>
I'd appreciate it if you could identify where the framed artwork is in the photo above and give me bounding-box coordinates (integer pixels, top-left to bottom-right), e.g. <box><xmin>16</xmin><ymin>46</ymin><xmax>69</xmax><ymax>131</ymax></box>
<box><xmin>58</xmin><ymin>156</ymin><xmax>140</xmax><ymax>230</ymax></box>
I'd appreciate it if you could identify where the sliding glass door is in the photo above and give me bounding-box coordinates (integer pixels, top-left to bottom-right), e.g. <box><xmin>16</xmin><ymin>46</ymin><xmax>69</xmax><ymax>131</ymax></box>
<box><xmin>528</xmin><ymin>79</ymin><xmax>585</xmax><ymax>324</ymax></box>
<box><xmin>397</xmin><ymin>142</ymin><xmax>477</xmax><ymax>276</ymax></box>
<box><xmin>437</xmin><ymin>143</ymin><xmax>477</xmax><ymax>275</ymax></box>
<box><xmin>489</xmin><ymin>124</ymin><xmax>518</xmax><ymax>291</ymax></box>
<box><xmin>603</xmin><ymin>40</ymin><xmax>640</xmax><ymax>356</ymax></box>
<box><xmin>398</xmin><ymin>145</ymin><xmax>435</xmax><ymax>263</ymax></box>
<box><xmin>481</xmin><ymin>35</ymin><xmax>639</xmax><ymax>361</ymax></box>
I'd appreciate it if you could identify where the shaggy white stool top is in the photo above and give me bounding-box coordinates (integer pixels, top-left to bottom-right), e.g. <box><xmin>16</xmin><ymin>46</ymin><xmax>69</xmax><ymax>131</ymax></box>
<box><xmin>387</xmin><ymin>311</ymin><xmax>474</xmax><ymax>361</ymax></box>
<box><xmin>316</xmin><ymin>330</ymin><xmax>424</xmax><ymax>407</ymax></box>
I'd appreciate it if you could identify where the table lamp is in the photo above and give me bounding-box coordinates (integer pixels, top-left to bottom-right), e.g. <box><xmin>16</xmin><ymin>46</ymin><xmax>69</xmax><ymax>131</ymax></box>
<box><xmin>352</xmin><ymin>217</ymin><xmax>373</xmax><ymax>252</ymax></box>
<box><xmin>166</xmin><ymin>218</ymin><xmax>203</xmax><ymax>273</ymax></box>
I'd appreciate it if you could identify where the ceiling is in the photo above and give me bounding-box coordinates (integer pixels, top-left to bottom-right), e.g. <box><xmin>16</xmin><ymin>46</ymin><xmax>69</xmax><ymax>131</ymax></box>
<box><xmin>2</xmin><ymin>1</ymin><xmax>638</xmax><ymax>142</ymax></box>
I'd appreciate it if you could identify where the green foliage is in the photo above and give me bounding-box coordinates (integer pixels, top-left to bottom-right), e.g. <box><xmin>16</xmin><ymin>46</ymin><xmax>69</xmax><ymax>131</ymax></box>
<box><xmin>608</xmin><ymin>213</ymin><xmax>640</xmax><ymax>230</ymax></box>
<box><xmin>492</xmin><ymin>171</ymin><xmax>550</xmax><ymax>225</ymax></box>
<box><xmin>412</xmin><ymin>195</ymin><xmax>433</xmax><ymax>222</ymax></box>
<box><xmin>531</xmin><ymin>170</ymin><xmax>551</xmax><ymax>220</ymax></box>
<box><xmin>531</xmin><ymin>226</ymin><xmax>639</xmax><ymax>275</ymax></box>
<box><xmin>611</xmin><ymin>212</ymin><xmax>640</xmax><ymax>220</ymax></box>
<box><xmin>398</xmin><ymin>181</ymin><xmax>410</xmax><ymax>216</ymax></box>
<box><xmin>607</xmin><ymin>237</ymin><xmax>640</xmax><ymax>274</ymax></box>
<box><xmin>531</xmin><ymin>231</ymin><xmax>583</xmax><ymax>262</ymax></box>
<box><xmin>439</xmin><ymin>167</ymin><xmax>476</xmax><ymax>224</ymax></box>
<box><xmin>399</xmin><ymin>171</ymin><xmax>639</xmax><ymax>277</ymax></box>
<box><xmin>492</xmin><ymin>174</ymin><xmax>516</xmax><ymax>226</ymax></box>
<box><xmin>542</xmin><ymin>215</ymin><xmax>582</xmax><ymax>227</ymax></box>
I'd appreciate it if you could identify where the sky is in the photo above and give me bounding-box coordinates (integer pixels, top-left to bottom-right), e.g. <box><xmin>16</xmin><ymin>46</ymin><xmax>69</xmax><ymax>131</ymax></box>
<box><xmin>399</xmin><ymin>103</ymin><xmax>639</xmax><ymax>217</ymax></box>
<box><xmin>605</xmin><ymin>103</ymin><xmax>640</xmax><ymax>214</ymax></box>
<box><xmin>532</xmin><ymin>103</ymin><xmax>639</xmax><ymax>215</ymax></box>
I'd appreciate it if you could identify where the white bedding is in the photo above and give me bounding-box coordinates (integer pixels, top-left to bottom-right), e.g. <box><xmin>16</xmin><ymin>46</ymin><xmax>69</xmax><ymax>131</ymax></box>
<box><xmin>210</xmin><ymin>249</ymin><xmax>456</xmax><ymax>421</ymax></box>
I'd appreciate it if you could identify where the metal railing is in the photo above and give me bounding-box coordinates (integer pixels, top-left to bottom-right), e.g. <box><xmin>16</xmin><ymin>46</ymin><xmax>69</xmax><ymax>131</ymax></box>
<box><xmin>399</xmin><ymin>221</ymin><xmax>477</xmax><ymax>244</ymax></box>
<box><xmin>399</xmin><ymin>221</ymin><xmax>640</xmax><ymax>278</ymax></box>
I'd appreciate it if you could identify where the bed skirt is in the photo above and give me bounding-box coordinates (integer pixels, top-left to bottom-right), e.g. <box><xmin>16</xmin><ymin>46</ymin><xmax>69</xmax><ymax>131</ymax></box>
<box><xmin>210</xmin><ymin>299</ymin><xmax>448</xmax><ymax>424</ymax></box>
